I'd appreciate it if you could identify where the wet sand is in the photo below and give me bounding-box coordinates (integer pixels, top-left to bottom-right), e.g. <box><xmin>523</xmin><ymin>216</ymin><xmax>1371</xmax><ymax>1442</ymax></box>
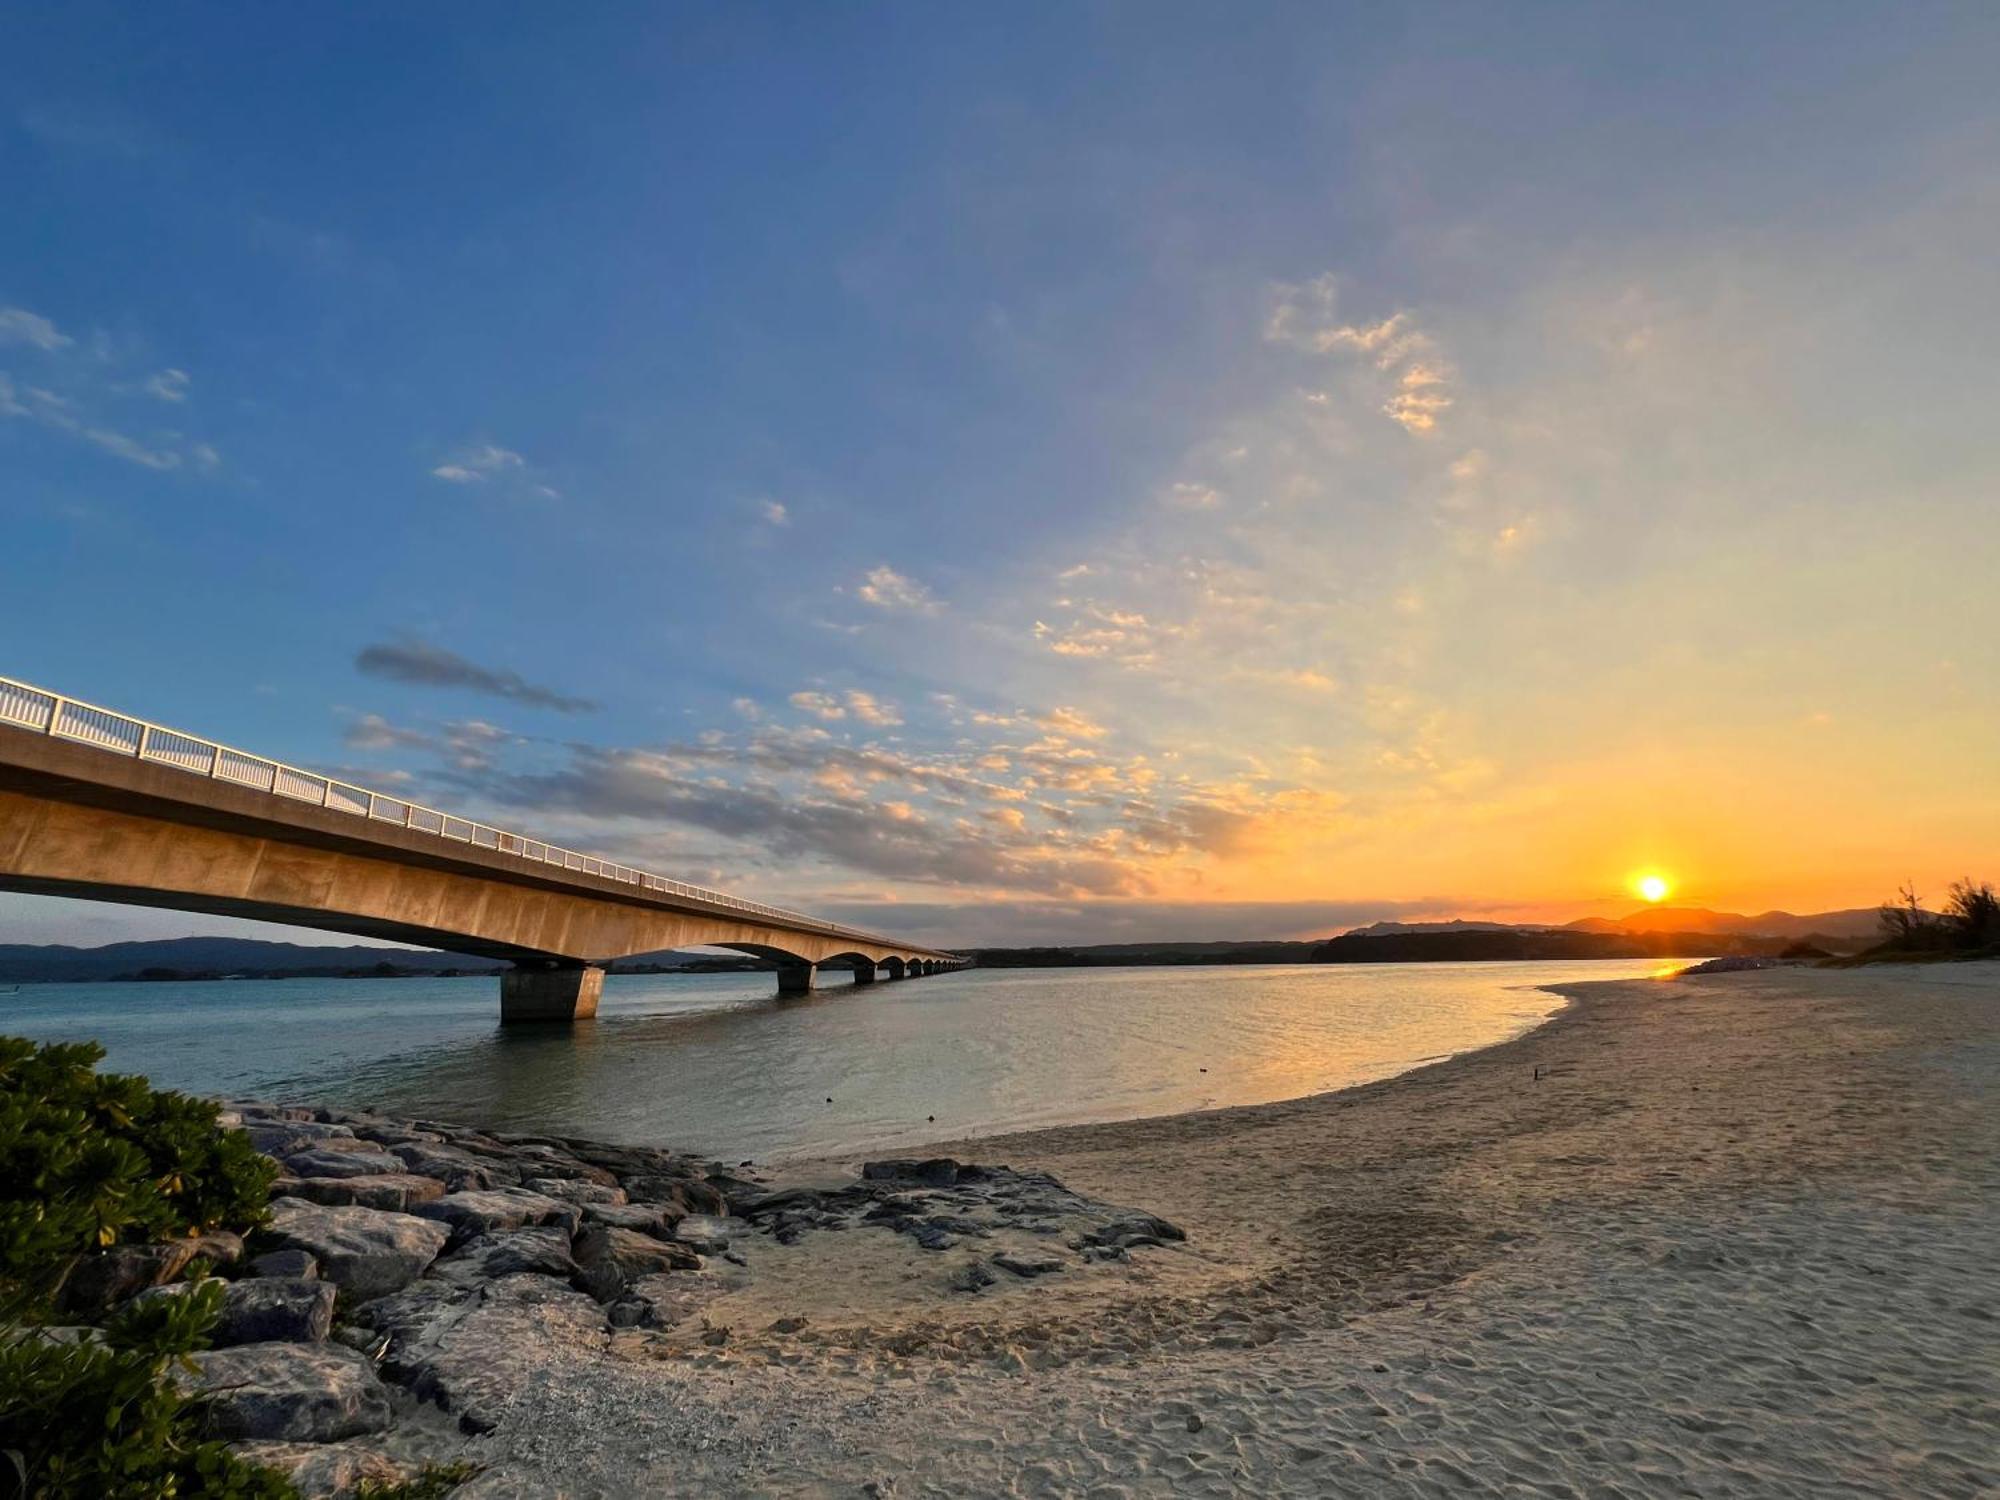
<box><xmin>475</xmin><ymin>962</ymin><xmax>2000</xmax><ymax>1497</ymax></box>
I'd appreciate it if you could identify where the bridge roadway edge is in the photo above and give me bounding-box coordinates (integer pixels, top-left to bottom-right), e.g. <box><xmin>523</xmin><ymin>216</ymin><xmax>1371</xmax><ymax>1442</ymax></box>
<box><xmin>0</xmin><ymin>723</ymin><xmax>962</xmax><ymax>1021</ymax></box>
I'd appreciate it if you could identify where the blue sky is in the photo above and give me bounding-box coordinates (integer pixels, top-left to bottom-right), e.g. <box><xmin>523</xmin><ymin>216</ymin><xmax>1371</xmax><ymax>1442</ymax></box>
<box><xmin>5</xmin><ymin>3</ymin><xmax>1998</xmax><ymax>948</ymax></box>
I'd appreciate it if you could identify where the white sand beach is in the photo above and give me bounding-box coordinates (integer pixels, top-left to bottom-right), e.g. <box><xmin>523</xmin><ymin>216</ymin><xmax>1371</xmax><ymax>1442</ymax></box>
<box><xmin>448</xmin><ymin>962</ymin><xmax>1999</xmax><ymax>1497</ymax></box>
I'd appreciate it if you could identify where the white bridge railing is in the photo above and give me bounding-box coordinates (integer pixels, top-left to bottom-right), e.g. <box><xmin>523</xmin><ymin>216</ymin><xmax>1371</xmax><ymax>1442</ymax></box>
<box><xmin>0</xmin><ymin>674</ymin><xmax>914</xmax><ymax>951</ymax></box>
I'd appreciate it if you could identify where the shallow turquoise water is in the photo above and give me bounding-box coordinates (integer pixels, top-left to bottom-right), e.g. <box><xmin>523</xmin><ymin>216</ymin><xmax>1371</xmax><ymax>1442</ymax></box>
<box><xmin>3</xmin><ymin>960</ymin><xmax>1683</xmax><ymax>1161</ymax></box>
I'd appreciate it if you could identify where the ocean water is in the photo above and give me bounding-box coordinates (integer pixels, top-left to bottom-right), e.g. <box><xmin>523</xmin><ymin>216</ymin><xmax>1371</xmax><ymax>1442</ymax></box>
<box><xmin>2</xmin><ymin>960</ymin><xmax>1685</xmax><ymax>1162</ymax></box>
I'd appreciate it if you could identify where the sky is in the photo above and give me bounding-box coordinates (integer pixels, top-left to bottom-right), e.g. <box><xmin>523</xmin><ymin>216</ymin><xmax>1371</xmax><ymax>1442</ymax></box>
<box><xmin>4</xmin><ymin>2</ymin><xmax>1998</xmax><ymax>950</ymax></box>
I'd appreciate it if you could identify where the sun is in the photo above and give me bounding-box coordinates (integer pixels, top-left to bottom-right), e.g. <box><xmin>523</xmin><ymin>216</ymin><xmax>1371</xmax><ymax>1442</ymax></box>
<box><xmin>1635</xmin><ymin>874</ymin><xmax>1671</xmax><ymax>904</ymax></box>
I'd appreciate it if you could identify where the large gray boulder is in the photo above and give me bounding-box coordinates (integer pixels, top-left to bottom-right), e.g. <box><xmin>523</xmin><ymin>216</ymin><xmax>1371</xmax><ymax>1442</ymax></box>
<box><xmin>242</xmin><ymin>1120</ymin><xmax>355</xmax><ymax>1156</ymax></box>
<box><xmin>281</xmin><ymin>1147</ymin><xmax>408</xmax><ymax>1180</ymax></box>
<box><xmin>213</xmin><ymin>1278</ymin><xmax>337</xmax><ymax>1345</ymax></box>
<box><xmin>389</xmin><ymin>1142</ymin><xmax>513</xmax><ymax>1191</ymax></box>
<box><xmin>523</xmin><ymin>1175</ymin><xmax>626</xmax><ymax>1207</ymax></box>
<box><xmin>416</xmin><ymin>1187</ymin><xmax>581</xmax><ymax>1241</ymax></box>
<box><xmin>187</xmin><ymin>1342</ymin><xmax>392</xmax><ymax>1442</ymax></box>
<box><xmin>281</xmin><ymin>1173</ymin><xmax>447</xmax><ymax>1212</ymax></box>
<box><xmin>432</xmin><ymin>1227</ymin><xmax>580</xmax><ymax>1286</ymax></box>
<box><xmin>580</xmin><ymin>1201</ymin><xmax>672</xmax><ymax>1234</ymax></box>
<box><xmin>355</xmin><ymin>1273</ymin><xmax>604</xmax><ymax>1434</ymax></box>
<box><xmin>265</xmin><ymin>1198</ymin><xmax>450</xmax><ymax>1301</ymax></box>
<box><xmin>59</xmin><ymin>1240</ymin><xmax>199</xmax><ymax>1316</ymax></box>
<box><xmin>572</xmin><ymin>1223</ymin><xmax>700</xmax><ymax>1302</ymax></box>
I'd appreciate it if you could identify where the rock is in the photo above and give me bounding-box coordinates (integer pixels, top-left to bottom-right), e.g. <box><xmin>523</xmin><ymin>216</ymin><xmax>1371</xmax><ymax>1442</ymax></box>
<box><xmin>229</xmin><ymin>1440</ymin><xmax>414</xmax><ymax>1499</ymax></box>
<box><xmin>862</xmin><ymin>1158</ymin><xmax>964</xmax><ymax>1187</ymax></box>
<box><xmin>242</xmin><ymin>1121</ymin><xmax>354</xmax><ymax>1155</ymax></box>
<box><xmin>213</xmin><ymin>1278</ymin><xmax>337</xmax><ymax>1345</ymax></box>
<box><xmin>571</xmin><ymin>1224</ymin><xmax>701</xmax><ymax>1302</ymax></box>
<box><xmin>187</xmin><ymin>1341</ymin><xmax>392</xmax><ymax>1442</ymax></box>
<box><xmin>348</xmin><ymin>1122</ymin><xmax>446</xmax><ymax>1149</ymax></box>
<box><xmin>992</xmin><ymin>1250</ymin><xmax>1066</xmax><ymax>1278</ymax></box>
<box><xmin>606</xmin><ymin>1299</ymin><xmax>647</xmax><ymax>1328</ymax></box>
<box><xmin>450</xmin><ymin>1465</ymin><xmax>571</xmax><ymax>1499</ymax></box>
<box><xmin>250</xmin><ymin>1249</ymin><xmax>319</xmax><ymax>1279</ymax></box>
<box><xmin>1083</xmin><ymin>1213</ymin><xmax>1187</xmax><ymax>1249</ymax></box>
<box><xmin>389</xmin><ymin>1142</ymin><xmax>512</xmax><ymax>1191</ymax></box>
<box><xmin>670</xmin><ymin>1214</ymin><xmax>732</xmax><ymax>1254</ymax></box>
<box><xmin>378</xmin><ymin>1273</ymin><xmax>607</xmax><ymax>1434</ymax></box>
<box><xmin>620</xmin><ymin>1271</ymin><xmax>731</xmax><ymax>1330</ymax></box>
<box><xmin>621</xmin><ymin>1173</ymin><xmax>727</xmax><ymax>1218</ymax></box>
<box><xmin>417</xmin><ymin>1188</ymin><xmax>582</xmax><ymax>1242</ymax></box>
<box><xmin>281</xmin><ymin>1148</ymin><xmax>408</xmax><ymax>1180</ymax></box>
<box><xmin>283</xmin><ymin>1173</ymin><xmax>448</xmax><ymax>1212</ymax></box>
<box><xmin>948</xmin><ymin>1262</ymin><xmax>997</xmax><ymax>1293</ymax></box>
<box><xmin>912</xmin><ymin>1225</ymin><xmax>958</xmax><ymax>1251</ymax></box>
<box><xmin>495</xmin><ymin>1147</ymin><xmax>618</xmax><ymax>1188</ymax></box>
<box><xmin>59</xmin><ymin>1240</ymin><xmax>199</xmax><ymax>1315</ymax></box>
<box><xmin>432</xmin><ymin>1227</ymin><xmax>580</xmax><ymax>1286</ymax></box>
<box><xmin>187</xmin><ymin>1229</ymin><xmax>246</xmax><ymax>1267</ymax></box>
<box><xmin>524</xmin><ymin>1176</ymin><xmax>626</xmax><ymax>1207</ymax></box>
<box><xmin>266</xmin><ymin>1198</ymin><xmax>450</xmax><ymax>1302</ymax></box>
<box><xmin>580</xmin><ymin>1201</ymin><xmax>672</xmax><ymax>1234</ymax></box>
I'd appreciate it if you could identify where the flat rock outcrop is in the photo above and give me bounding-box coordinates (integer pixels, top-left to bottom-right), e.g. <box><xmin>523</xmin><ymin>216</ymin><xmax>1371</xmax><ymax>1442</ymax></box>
<box><xmin>188</xmin><ymin>1341</ymin><xmax>393</xmax><ymax>1441</ymax></box>
<box><xmin>266</xmin><ymin>1198</ymin><xmax>450</xmax><ymax>1300</ymax></box>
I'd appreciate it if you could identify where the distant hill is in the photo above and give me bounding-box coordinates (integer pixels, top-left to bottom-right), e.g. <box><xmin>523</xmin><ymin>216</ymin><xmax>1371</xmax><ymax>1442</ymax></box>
<box><xmin>0</xmin><ymin>937</ymin><xmax>510</xmax><ymax>984</ymax></box>
<box><xmin>1344</xmin><ymin>920</ymin><xmax>1559</xmax><ymax>937</ymax></box>
<box><xmin>1311</xmin><ymin>929</ymin><xmax>1789</xmax><ymax>964</ymax></box>
<box><xmin>1561</xmin><ymin>906</ymin><xmax>1882</xmax><ymax>943</ymax></box>
<box><xmin>0</xmin><ymin>937</ymin><xmax>747</xmax><ymax>983</ymax></box>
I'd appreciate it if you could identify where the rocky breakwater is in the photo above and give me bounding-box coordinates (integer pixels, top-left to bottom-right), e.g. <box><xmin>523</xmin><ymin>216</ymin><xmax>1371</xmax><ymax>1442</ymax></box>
<box><xmin>81</xmin><ymin>1108</ymin><xmax>1191</xmax><ymax>1496</ymax></box>
<box><xmin>163</xmin><ymin>1101</ymin><xmax>746</xmax><ymax>1496</ymax></box>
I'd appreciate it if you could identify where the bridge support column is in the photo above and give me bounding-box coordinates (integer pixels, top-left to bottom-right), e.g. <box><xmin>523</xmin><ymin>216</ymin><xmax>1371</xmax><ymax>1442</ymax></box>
<box><xmin>851</xmin><ymin>965</ymin><xmax>878</xmax><ymax>985</ymax></box>
<box><xmin>501</xmin><ymin>963</ymin><xmax>603</xmax><ymax>1024</ymax></box>
<box><xmin>776</xmin><ymin>964</ymin><xmax>816</xmax><ymax>997</ymax></box>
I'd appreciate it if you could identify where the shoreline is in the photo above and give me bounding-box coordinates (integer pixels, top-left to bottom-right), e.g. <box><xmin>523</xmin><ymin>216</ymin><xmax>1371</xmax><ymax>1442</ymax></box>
<box><xmin>47</xmin><ymin>959</ymin><xmax>1996</xmax><ymax>1496</ymax></box>
<box><xmin>466</xmin><ymin>959</ymin><xmax>1996</xmax><ymax>1496</ymax></box>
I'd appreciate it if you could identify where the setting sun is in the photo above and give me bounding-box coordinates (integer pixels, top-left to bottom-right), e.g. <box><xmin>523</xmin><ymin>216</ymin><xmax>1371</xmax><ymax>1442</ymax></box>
<box><xmin>1636</xmin><ymin>874</ymin><xmax>1671</xmax><ymax>903</ymax></box>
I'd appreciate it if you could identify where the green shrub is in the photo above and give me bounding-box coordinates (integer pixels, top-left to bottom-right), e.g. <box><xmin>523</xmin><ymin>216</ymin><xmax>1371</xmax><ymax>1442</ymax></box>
<box><xmin>354</xmin><ymin>1460</ymin><xmax>485</xmax><ymax>1499</ymax></box>
<box><xmin>0</xmin><ymin>1036</ymin><xmax>276</xmax><ymax>1312</ymax></box>
<box><xmin>0</xmin><ymin>1278</ymin><xmax>296</xmax><ymax>1499</ymax></box>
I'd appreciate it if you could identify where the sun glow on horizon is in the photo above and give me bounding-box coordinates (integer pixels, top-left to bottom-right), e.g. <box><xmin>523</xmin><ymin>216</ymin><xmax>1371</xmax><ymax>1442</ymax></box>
<box><xmin>1635</xmin><ymin>873</ymin><xmax>1672</xmax><ymax>904</ymax></box>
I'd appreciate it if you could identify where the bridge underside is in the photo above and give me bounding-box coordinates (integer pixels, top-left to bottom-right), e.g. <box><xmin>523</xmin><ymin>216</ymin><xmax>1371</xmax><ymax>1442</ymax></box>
<box><xmin>0</xmin><ymin>782</ymin><xmax>963</xmax><ymax>1022</ymax></box>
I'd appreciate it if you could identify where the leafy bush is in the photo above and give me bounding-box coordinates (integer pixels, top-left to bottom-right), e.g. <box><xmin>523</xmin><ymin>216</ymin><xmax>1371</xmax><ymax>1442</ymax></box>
<box><xmin>1945</xmin><ymin>879</ymin><xmax>2000</xmax><ymax>949</ymax></box>
<box><xmin>0</xmin><ymin>1278</ymin><xmax>296</xmax><ymax>1499</ymax></box>
<box><xmin>0</xmin><ymin>1036</ymin><xmax>276</xmax><ymax>1311</ymax></box>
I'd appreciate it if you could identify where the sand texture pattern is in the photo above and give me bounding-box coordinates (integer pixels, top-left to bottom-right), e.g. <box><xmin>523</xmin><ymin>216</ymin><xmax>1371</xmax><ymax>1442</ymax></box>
<box><xmin>462</xmin><ymin>963</ymin><xmax>1998</xmax><ymax>1497</ymax></box>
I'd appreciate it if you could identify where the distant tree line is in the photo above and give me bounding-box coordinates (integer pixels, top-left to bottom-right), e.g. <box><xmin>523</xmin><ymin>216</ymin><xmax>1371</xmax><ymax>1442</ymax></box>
<box><xmin>1875</xmin><ymin>878</ymin><xmax>2000</xmax><ymax>957</ymax></box>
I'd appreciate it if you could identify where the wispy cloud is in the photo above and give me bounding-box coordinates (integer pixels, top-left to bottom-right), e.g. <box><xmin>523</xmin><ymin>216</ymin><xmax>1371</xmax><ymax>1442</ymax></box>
<box><xmin>760</xmin><ymin>499</ymin><xmax>789</xmax><ymax>526</ymax></box>
<box><xmin>856</xmin><ymin>564</ymin><xmax>942</xmax><ymax>613</ymax></box>
<box><xmin>789</xmin><ymin>688</ymin><xmax>904</xmax><ymax>726</ymax></box>
<box><xmin>0</xmin><ymin>307</ymin><xmax>73</xmax><ymax>351</ymax></box>
<box><xmin>1265</xmin><ymin>274</ymin><xmax>1454</xmax><ymax>435</ymax></box>
<box><xmin>431</xmin><ymin>444</ymin><xmax>525</xmax><ymax>483</ymax></box>
<box><xmin>354</xmin><ymin>636</ymin><xmax>597</xmax><ymax>713</ymax></box>
<box><xmin>0</xmin><ymin>374</ymin><xmax>186</xmax><ymax>471</ymax></box>
<box><xmin>0</xmin><ymin>306</ymin><xmax>220</xmax><ymax>472</ymax></box>
<box><xmin>140</xmin><ymin>368</ymin><xmax>189</xmax><ymax>403</ymax></box>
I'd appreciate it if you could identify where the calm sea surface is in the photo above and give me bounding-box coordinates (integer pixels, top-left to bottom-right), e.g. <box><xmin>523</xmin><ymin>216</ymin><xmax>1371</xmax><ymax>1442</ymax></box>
<box><xmin>3</xmin><ymin>961</ymin><xmax>1684</xmax><ymax>1162</ymax></box>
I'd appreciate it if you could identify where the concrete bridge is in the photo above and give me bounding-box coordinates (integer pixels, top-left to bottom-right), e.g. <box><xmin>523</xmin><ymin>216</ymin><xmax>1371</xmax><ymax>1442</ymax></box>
<box><xmin>0</xmin><ymin>676</ymin><xmax>966</xmax><ymax>1021</ymax></box>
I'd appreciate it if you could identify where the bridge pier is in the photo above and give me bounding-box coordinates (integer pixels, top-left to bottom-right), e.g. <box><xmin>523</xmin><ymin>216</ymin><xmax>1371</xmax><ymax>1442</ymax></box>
<box><xmin>500</xmin><ymin>963</ymin><xmax>603</xmax><ymax>1024</ymax></box>
<box><xmin>850</xmin><ymin>964</ymin><xmax>878</xmax><ymax>985</ymax></box>
<box><xmin>776</xmin><ymin>964</ymin><xmax>816</xmax><ymax>997</ymax></box>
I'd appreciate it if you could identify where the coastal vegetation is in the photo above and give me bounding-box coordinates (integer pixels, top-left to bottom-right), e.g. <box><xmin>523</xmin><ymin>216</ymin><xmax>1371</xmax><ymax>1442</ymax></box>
<box><xmin>1</xmin><ymin>1036</ymin><xmax>288</xmax><ymax>1497</ymax></box>
<box><xmin>1866</xmin><ymin>879</ymin><xmax>2000</xmax><ymax>960</ymax></box>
